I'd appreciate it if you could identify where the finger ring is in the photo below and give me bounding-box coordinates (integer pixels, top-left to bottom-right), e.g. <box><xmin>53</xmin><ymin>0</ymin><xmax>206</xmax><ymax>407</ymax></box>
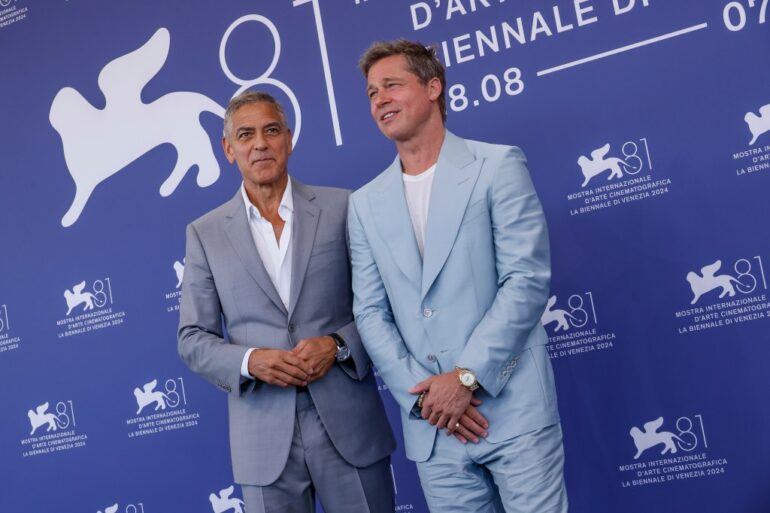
<box><xmin>455</xmin><ymin>422</ymin><xmax>460</xmax><ymax>430</ymax></box>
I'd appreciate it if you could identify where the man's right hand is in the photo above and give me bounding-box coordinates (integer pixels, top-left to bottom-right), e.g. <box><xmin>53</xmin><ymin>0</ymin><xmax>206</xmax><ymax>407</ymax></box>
<box><xmin>447</xmin><ymin>397</ymin><xmax>489</xmax><ymax>444</ymax></box>
<box><xmin>248</xmin><ymin>348</ymin><xmax>315</xmax><ymax>387</ymax></box>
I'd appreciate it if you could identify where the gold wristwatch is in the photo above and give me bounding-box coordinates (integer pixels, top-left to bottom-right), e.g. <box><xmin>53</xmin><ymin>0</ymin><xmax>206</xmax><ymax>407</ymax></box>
<box><xmin>456</xmin><ymin>367</ymin><xmax>479</xmax><ymax>392</ymax></box>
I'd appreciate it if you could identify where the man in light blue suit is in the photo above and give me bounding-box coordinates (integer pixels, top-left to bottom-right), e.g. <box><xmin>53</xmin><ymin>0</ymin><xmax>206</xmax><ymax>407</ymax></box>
<box><xmin>179</xmin><ymin>91</ymin><xmax>395</xmax><ymax>513</ymax></box>
<box><xmin>348</xmin><ymin>41</ymin><xmax>568</xmax><ymax>512</ymax></box>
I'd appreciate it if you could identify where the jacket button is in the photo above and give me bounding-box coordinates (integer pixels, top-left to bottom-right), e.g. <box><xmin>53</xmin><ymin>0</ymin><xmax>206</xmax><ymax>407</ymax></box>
<box><xmin>427</xmin><ymin>354</ymin><xmax>437</xmax><ymax>362</ymax></box>
<box><xmin>423</xmin><ymin>308</ymin><xmax>433</xmax><ymax>318</ymax></box>
<box><xmin>288</xmin><ymin>323</ymin><xmax>296</xmax><ymax>333</ymax></box>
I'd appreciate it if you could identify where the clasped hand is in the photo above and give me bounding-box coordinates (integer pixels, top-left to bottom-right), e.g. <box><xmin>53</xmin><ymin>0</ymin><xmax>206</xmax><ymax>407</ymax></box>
<box><xmin>248</xmin><ymin>336</ymin><xmax>337</xmax><ymax>387</ymax></box>
<box><xmin>409</xmin><ymin>371</ymin><xmax>489</xmax><ymax>444</ymax></box>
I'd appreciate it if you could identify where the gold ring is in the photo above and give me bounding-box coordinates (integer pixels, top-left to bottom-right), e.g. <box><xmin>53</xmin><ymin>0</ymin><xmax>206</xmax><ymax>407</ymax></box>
<box><xmin>455</xmin><ymin>422</ymin><xmax>460</xmax><ymax>430</ymax></box>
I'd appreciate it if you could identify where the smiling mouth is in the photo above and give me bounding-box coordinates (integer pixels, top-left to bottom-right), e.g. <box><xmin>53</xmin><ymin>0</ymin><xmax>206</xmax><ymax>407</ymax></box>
<box><xmin>380</xmin><ymin>111</ymin><xmax>398</xmax><ymax>122</ymax></box>
<box><xmin>252</xmin><ymin>157</ymin><xmax>275</xmax><ymax>164</ymax></box>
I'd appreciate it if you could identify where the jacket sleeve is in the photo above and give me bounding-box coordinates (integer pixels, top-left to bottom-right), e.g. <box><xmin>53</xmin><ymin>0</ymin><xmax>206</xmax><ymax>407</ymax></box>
<box><xmin>455</xmin><ymin>148</ymin><xmax>551</xmax><ymax>397</ymax></box>
<box><xmin>347</xmin><ymin>195</ymin><xmax>434</xmax><ymax>414</ymax></box>
<box><xmin>177</xmin><ymin>223</ymin><xmax>251</xmax><ymax>395</ymax></box>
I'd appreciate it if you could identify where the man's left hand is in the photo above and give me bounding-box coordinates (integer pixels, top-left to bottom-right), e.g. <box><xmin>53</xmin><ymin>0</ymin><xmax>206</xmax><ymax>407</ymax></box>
<box><xmin>409</xmin><ymin>371</ymin><xmax>472</xmax><ymax>430</ymax></box>
<box><xmin>292</xmin><ymin>336</ymin><xmax>337</xmax><ymax>382</ymax></box>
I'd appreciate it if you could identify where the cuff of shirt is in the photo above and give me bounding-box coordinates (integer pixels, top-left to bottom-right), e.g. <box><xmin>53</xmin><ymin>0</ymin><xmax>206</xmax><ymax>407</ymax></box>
<box><xmin>241</xmin><ymin>348</ymin><xmax>257</xmax><ymax>379</ymax></box>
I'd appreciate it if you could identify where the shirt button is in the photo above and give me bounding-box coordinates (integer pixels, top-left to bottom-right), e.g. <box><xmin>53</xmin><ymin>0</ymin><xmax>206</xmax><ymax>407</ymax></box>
<box><xmin>423</xmin><ymin>308</ymin><xmax>433</xmax><ymax>318</ymax></box>
<box><xmin>427</xmin><ymin>354</ymin><xmax>437</xmax><ymax>362</ymax></box>
<box><xmin>288</xmin><ymin>323</ymin><xmax>296</xmax><ymax>333</ymax></box>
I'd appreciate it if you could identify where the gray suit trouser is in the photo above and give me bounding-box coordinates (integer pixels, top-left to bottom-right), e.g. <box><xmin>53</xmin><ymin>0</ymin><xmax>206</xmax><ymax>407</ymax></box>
<box><xmin>242</xmin><ymin>388</ymin><xmax>394</xmax><ymax>513</ymax></box>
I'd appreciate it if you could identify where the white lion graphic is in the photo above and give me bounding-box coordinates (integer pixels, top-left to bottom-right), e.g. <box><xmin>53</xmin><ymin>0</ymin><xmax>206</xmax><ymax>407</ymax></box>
<box><xmin>174</xmin><ymin>259</ymin><xmax>185</xmax><ymax>289</ymax></box>
<box><xmin>686</xmin><ymin>260</ymin><xmax>743</xmax><ymax>305</ymax></box>
<box><xmin>28</xmin><ymin>402</ymin><xmax>65</xmax><ymax>435</ymax></box>
<box><xmin>97</xmin><ymin>504</ymin><xmax>119</xmax><ymax>513</ymax></box>
<box><xmin>541</xmin><ymin>295</ymin><xmax>580</xmax><ymax>332</ymax></box>
<box><xmin>745</xmin><ymin>104</ymin><xmax>770</xmax><ymax>146</ymax></box>
<box><xmin>49</xmin><ymin>27</ymin><xmax>225</xmax><ymax>227</ymax></box>
<box><xmin>630</xmin><ymin>417</ymin><xmax>693</xmax><ymax>459</ymax></box>
<box><xmin>64</xmin><ymin>280</ymin><xmax>99</xmax><ymax>315</ymax></box>
<box><xmin>134</xmin><ymin>379</ymin><xmax>172</xmax><ymax>415</ymax></box>
<box><xmin>210</xmin><ymin>485</ymin><xmax>245</xmax><ymax>513</ymax></box>
<box><xmin>577</xmin><ymin>143</ymin><xmax>635</xmax><ymax>187</ymax></box>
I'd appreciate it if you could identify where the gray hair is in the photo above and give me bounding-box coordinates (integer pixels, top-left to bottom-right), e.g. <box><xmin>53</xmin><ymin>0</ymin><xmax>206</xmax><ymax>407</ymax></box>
<box><xmin>223</xmin><ymin>90</ymin><xmax>289</xmax><ymax>138</ymax></box>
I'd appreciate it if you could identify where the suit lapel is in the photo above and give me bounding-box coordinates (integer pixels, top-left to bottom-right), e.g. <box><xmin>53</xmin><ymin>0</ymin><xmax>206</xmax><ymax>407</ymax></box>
<box><xmin>287</xmin><ymin>178</ymin><xmax>320</xmax><ymax>318</ymax></box>
<box><xmin>368</xmin><ymin>157</ymin><xmax>422</xmax><ymax>288</ymax></box>
<box><xmin>421</xmin><ymin>131</ymin><xmax>482</xmax><ymax>299</ymax></box>
<box><xmin>223</xmin><ymin>191</ymin><xmax>288</xmax><ymax>316</ymax></box>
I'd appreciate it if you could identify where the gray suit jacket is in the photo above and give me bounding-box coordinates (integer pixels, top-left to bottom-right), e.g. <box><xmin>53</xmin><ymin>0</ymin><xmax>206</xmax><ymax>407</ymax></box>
<box><xmin>178</xmin><ymin>178</ymin><xmax>395</xmax><ymax>486</ymax></box>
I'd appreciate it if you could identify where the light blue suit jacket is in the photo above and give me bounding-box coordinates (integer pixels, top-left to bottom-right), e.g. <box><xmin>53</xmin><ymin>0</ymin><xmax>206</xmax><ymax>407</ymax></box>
<box><xmin>348</xmin><ymin>131</ymin><xmax>560</xmax><ymax>462</ymax></box>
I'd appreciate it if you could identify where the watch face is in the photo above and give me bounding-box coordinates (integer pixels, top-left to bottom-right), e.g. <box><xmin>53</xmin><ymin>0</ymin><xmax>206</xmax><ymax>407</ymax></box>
<box><xmin>460</xmin><ymin>372</ymin><xmax>475</xmax><ymax>386</ymax></box>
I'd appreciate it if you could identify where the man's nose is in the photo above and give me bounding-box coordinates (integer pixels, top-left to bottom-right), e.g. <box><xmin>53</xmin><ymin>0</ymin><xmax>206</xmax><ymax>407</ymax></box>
<box><xmin>375</xmin><ymin>90</ymin><xmax>391</xmax><ymax>108</ymax></box>
<box><xmin>252</xmin><ymin>133</ymin><xmax>268</xmax><ymax>151</ymax></box>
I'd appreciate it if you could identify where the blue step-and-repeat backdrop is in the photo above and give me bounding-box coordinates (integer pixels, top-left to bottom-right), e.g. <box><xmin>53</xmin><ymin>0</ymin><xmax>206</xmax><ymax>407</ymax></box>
<box><xmin>1</xmin><ymin>0</ymin><xmax>769</xmax><ymax>512</ymax></box>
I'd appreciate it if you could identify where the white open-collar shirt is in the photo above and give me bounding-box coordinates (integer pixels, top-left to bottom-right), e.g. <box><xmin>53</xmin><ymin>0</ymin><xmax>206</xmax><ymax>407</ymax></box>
<box><xmin>239</xmin><ymin>179</ymin><xmax>294</xmax><ymax>377</ymax></box>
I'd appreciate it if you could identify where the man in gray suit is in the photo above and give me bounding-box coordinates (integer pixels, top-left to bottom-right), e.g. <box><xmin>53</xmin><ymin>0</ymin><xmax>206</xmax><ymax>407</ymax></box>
<box><xmin>178</xmin><ymin>91</ymin><xmax>395</xmax><ymax>513</ymax></box>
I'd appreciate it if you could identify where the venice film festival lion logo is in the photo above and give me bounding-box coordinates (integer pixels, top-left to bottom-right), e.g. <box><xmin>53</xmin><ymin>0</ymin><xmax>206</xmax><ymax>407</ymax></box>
<box><xmin>49</xmin><ymin>27</ymin><xmax>225</xmax><ymax>228</ymax></box>
<box><xmin>27</xmin><ymin>402</ymin><xmax>66</xmax><ymax>435</ymax></box>
<box><xmin>133</xmin><ymin>379</ymin><xmax>180</xmax><ymax>415</ymax></box>
<box><xmin>629</xmin><ymin>417</ymin><xmax>694</xmax><ymax>460</ymax></box>
<box><xmin>576</xmin><ymin>143</ymin><xmax>640</xmax><ymax>187</ymax></box>
<box><xmin>96</xmin><ymin>505</ymin><xmax>118</xmax><ymax>513</ymax></box>
<box><xmin>745</xmin><ymin>103</ymin><xmax>770</xmax><ymax>145</ymax></box>
<box><xmin>210</xmin><ymin>485</ymin><xmax>245</xmax><ymax>513</ymax></box>
<box><xmin>686</xmin><ymin>260</ymin><xmax>746</xmax><ymax>305</ymax></box>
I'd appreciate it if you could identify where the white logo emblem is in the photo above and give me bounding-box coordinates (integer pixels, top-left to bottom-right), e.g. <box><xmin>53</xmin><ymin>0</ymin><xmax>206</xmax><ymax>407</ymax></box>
<box><xmin>97</xmin><ymin>505</ymin><xmax>119</xmax><ymax>513</ymax></box>
<box><xmin>210</xmin><ymin>485</ymin><xmax>245</xmax><ymax>513</ymax></box>
<box><xmin>686</xmin><ymin>260</ymin><xmax>743</xmax><ymax>305</ymax></box>
<box><xmin>63</xmin><ymin>280</ymin><xmax>102</xmax><ymax>315</ymax></box>
<box><xmin>541</xmin><ymin>295</ymin><xmax>581</xmax><ymax>332</ymax></box>
<box><xmin>577</xmin><ymin>143</ymin><xmax>638</xmax><ymax>187</ymax></box>
<box><xmin>49</xmin><ymin>27</ymin><xmax>225</xmax><ymax>227</ymax></box>
<box><xmin>28</xmin><ymin>402</ymin><xmax>65</xmax><ymax>435</ymax></box>
<box><xmin>630</xmin><ymin>417</ymin><xmax>695</xmax><ymax>460</ymax></box>
<box><xmin>134</xmin><ymin>379</ymin><xmax>174</xmax><ymax>415</ymax></box>
<box><xmin>745</xmin><ymin>103</ymin><xmax>770</xmax><ymax>145</ymax></box>
<box><xmin>174</xmin><ymin>259</ymin><xmax>185</xmax><ymax>289</ymax></box>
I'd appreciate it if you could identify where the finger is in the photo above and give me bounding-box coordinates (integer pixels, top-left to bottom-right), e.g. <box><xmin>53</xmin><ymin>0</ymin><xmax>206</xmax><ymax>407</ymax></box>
<box><xmin>271</xmin><ymin>370</ymin><xmax>307</xmax><ymax>387</ymax></box>
<box><xmin>279</xmin><ymin>354</ymin><xmax>315</xmax><ymax>376</ymax></box>
<box><xmin>452</xmin><ymin>432</ymin><xmax>469</xmax><ymax>444</ymax></box>
<box><xmin>408</xmin><ymin>378</ymin><xmax>432</xmax><ymax>394</ymax></box>
<box><xmin>470</xmin><ymin>397</ymin><xmax>483</xmax><ymax>406</ymax></box>
<box><xmin>421</xmin><ymin>405</ymin><xmax>432</xmax><ymax>420</ymax></box>
<box><xmin>455</xmin><ymin>423</ymin><xmax>480</xmax><ymax>444</ymax></box>
<box><xmin>435</xmin><ymin>414</ymin><xmax>450</xmax><ymax>430</ymax></box>
<box><xmin>459</xmin><ymin>414</ymin><xmax>487</xmax><ymax>438</ymax></box>
<box><xmin>445</xmin><ymin>413</ymin><xmax>463</xmax><ymax>433</ymax></box>
<box><xmin>274</xmin><ymin>361</ymin><xmax>310</xmax><ymax>381</ymax></box>
<box><xmin>428</xmin><ymin>411</ymin><xmax>441</xmax><ymax>426</ymax></box>
<box><xmin>466</xmin><ymin>406</ymin><xmax>489</xmax><ymax>429</ymax></box>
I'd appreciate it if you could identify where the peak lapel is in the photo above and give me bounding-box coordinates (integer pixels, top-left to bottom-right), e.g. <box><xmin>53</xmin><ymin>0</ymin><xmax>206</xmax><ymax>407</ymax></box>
<box><xmin>368</xmin><ymin>157</ymin><xmax>422</xmax><ymax>289</ymax></box>
<box><xmin>223</xmin><ymin>192</ymin><xmax>288</xmax><ymax>316</ymax></box>
<box><xmin>421</xmin><ymin>132</ymin><xmax>482</xmax><ymax>299</ymax></box>
<box><xmin>287</xmin><ymin>179</ymin><xmax>320</xmax><ymax>318</ymax></box>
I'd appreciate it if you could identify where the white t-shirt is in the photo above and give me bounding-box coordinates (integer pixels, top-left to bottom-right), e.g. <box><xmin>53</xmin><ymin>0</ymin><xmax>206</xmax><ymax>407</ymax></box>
<box><xmin>402</xmin><ymin>164</ymin><xmax>436</xmax><ymax>258</ymax></box>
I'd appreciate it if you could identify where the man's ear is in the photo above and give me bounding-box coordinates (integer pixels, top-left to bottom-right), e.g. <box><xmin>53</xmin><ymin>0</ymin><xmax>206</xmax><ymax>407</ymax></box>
<box><xmin>287</xmin><ymin>129</ymin><xmax>293</xmax><ymax>155</ymax></box>
<box><xmin>222</xmin><ymin>136</ymin><xmax>235</xmax><ymax>164</ymax></box>
<box><xmin>427</xmin><ymin>77</ymin><xmax>442</xmax><ymax>102</ymax></box>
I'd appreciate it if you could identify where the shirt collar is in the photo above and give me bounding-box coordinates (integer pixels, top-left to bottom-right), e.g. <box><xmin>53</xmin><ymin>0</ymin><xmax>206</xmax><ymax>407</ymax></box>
<box><xmin>241</xmin><ymin>178</ymin><xmax>294</xmax><ymax>221</ymax></box>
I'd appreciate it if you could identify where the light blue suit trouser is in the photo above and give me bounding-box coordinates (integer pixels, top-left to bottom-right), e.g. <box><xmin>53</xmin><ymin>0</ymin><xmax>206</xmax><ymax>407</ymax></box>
<box><xmin>241</xmin><ymin>389</ymin><xmax>394</xmax><ymax>513</ymax></box>
<box><xmin>416</xmin><ymin>423</ymin><xmax>567</xmax><ymax>513</ymax></box>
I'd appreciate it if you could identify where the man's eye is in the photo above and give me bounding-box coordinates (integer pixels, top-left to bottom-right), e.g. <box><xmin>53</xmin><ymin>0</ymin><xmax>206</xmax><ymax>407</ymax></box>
<box><xmin>266</xmin><ymin>127</ymin><xmax>279</xmax><ymax>134</ymax></box>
